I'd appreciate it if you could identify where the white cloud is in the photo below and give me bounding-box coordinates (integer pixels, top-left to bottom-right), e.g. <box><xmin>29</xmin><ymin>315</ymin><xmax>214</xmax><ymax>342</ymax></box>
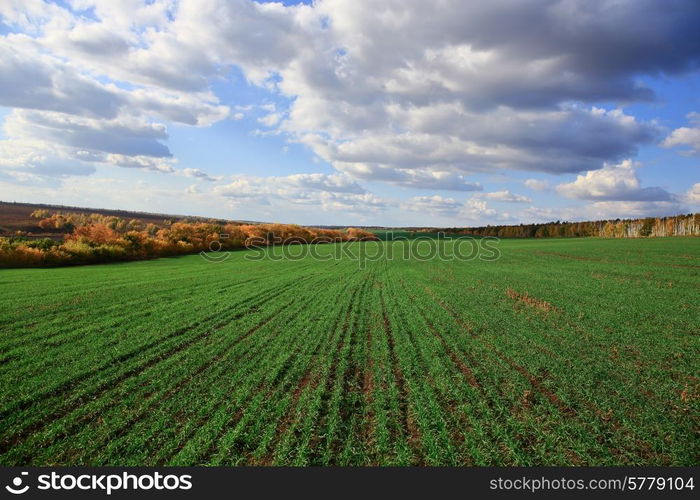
<box><xmin>331</xmin><ymin>162</ymin><xmax>483</xmax><ymax>191</ymax></box>
<box><xmin>182</xmin><ymin>168</ymin><xmax>219</xmax><ymax>182</ymax></box>
<box><xmin>258</xmin><ymin>104</ymin><xmax>284</xmax><ymax>127</ymax></box>
<box><xmin>292</xmin><ymin>104</ymin><xmax>658</xmax><ymax>181</ymax></box>
<box><xmin>284</xmin><ymin>173</ymin><xmax>366</xmax><ymax>194</ymax></box>
<box><xmin>686</xmin><ymin>183</ymin><xmax>700</xmax><ymax>204</ymax></box>
<box><xmin>0</xmin><ymin>174</ymin><xmax>206</xmax><ymax>214</ymax></box>
<box><xmin>0</xmin><ymin>11</ymin><xmax>229</xmax><ymax>181</ymax></box>
<box><xmin>5</xmin><ymin>110</ymin><xmax>172</xmax><ymax>158</ymax></box>
<box><xmin>1</xmin><ymin>0</ymin><xmax>698</xmax><ymax>225</ymax></box>
<box><xmin>663</xmin><ymin>127</ymin><xmax>700</xmax><ymax>152</ymax></box>
<box><xmin>310</xmin><ymin>192</ymin><xmax>389</xmax><ymax>214</ymax></box>
<box><xmin>461</xmin><ymin>198</ymin><xmax>502</xmax><ymax>222</ymax></box>
<box><xmin>519</xmin><ymin>205</ymin><xmax>576</xmax><ymax>223</ymax></box>
<box><xmin>0</xmin><ymin>0</ymin><xmax>71</xmax><ymax>32</ymax></box>
<box><xmin>556</xmin><ymin>159</ymin><xmax>672</xmax><ymax>201</ymax></box>
<box><xmin>480</xmin><ymin>190</ymin><xmax>532</xmax><ymax>203</ymax></box>
<box><xmin>402</xmin><ymin>195</ymin><xmax>463</xmax><ymax>216</ymax></box>
<box><xmin>214</xmin><ymin>172</ymin><xmax>365</xmax><ymax>197</ymax></box>
<box><xmin>212</xmin><ymin>172</ymin><xmax>384</xmax><ymax>213</ymax></box>
<box><xmin>98</xmin><ymin>154</ymin><xmax>175</xmax><ymax>173</ymax></box>
<box><xmin>663</xmin><ymin>112</ymin><xmax>700</xmax><ymax>156</ymax></box>
<box><xmin>127</xmin><ymin>88</ymin><xmax>229</xmax><ymax>127</ymax></box>
<box><xmin>185</xmin><ymin>184</ymin><xmax>200</xmax><ymax>195</ymax></box>
<box><xmin>4</xmin><ymin>0</ymin><xmax>686</xmax><ymax>189</ymax></box>
<box><xmin>0</xmin><ymin>109</ymin><xmax>178</xmax><ymax>177</ymax></box>
<box><xmin>0</xmin><ymin>36</ymin><xmax>229</xmax><ymax>127</ymax></box>
<box><xmin>0</xmin><ymin>38</ymin><xmax>123</xmax><ymax>119</ymax></box>
<box><xmin>401</xmin><ymin>195</ymin><xmax>515</xmax><ymax>222</ymax></box>
<box><xmin>586</xmin><ymin>201</ymin><xmax>684</xmax><ymax>219</ymax></box>
<box><xmin>524</xmin><ymin>178</ymin><xmax>550</xmax><ymax>191</ymax></box>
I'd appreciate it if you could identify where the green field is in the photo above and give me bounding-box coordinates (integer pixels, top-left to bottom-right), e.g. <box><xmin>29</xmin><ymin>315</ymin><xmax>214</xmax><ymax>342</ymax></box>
<box><xmin>0</xmin><ymin>237</ymin><xmax>698</xmax><ymax>466</ymax></box>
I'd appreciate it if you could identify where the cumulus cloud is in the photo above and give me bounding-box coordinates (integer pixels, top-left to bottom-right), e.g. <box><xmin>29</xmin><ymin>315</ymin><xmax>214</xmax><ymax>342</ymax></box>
<box><xmin>268</xmin><ymin>0</ymin><xmax>685</xmax><ymax>179</ymax></box>
<box><xmin>663</xmin><ymin>113</ymin><xmax>700</xmax><ymax>156</ymax></box>
<box><xmin>308</xmin><ymin>192</ymin><xmax>389</xmax><ymax>213</ymax></box>
<box><xmin>128</xmin><ymin>89</ymin><xmax>229</xmax><ymax>127</ymax></box>
<box><xmin>519</xmin><ymin>205</ymin><xmax>576</xmax><ymax>223</ymax></box>
<box><xmin>402</xmin><ymin>195</ymin><xmax>463</xmax><ymax>217</ymax></box>
<box><xmin>0</xmin><ymin>38</ymin><xmax>123</xmax><ymax>119</ymax></box>
<box><xmin>258</xmin><ymin>104</ymin><xmax>284</xmax><ymax>127</ymax></box>
<box><xmin>480</xmin><ymin>190</ymin><xmax>532</xmax><ymax>203</ymax></box>
<box><xmin>0</xmin><ymin>10</ymin><xmax>228</xmax><ymax>181</ymax></box>
<box><xmin>4</xmin><ymin>0</ymin><xmax>692</xmax><ymax>188</ymax></box>
<box><xmin>0</xmin><ymin>109</ymin><xmax>177</xmax><ymax>177</ymax></box>
<box><xmin>663</xmin><ymin>128</ymin><xmax>700</xmax><ymax>155</ymax></box>
<box><xmin>332</xmin><ymin>162</ymin><xmax>483</xmax><ymax>191</ymax></box>
<box><xmin>0</xmin><ymin>174</ymin><xmax>211</xmax><ymax>215</ymax></box>
<box><xmin>182</xmin><ymin>168</ymin><xmax>219</xmax><ymax>182</ymax></box>
<box><xmin>295</xmin><ymin>103</ymin><xmax>658</xmax><ymax>179</ymax></box>
<box><xmin>36</xmin><ymin>0</ymin><xmax>700</xmax><ymax>103</ymax></box>
<box><xmin>686</xmin><ymin>183</ymin><xmax>700</xmax><ymax>204</ymax></box>
<box><xmin>0</xmin><ymin>140</ymin><xmax>97</xmax><ymax>185</ymax></box>
<box><xmin>556</xmin><ymin>160</ymin><xmax>672</xmax><ymax>201</ymax></box>
<box><xmin>524</xmin><ymin>178</ymin><xmax>550</xmax><ymax>191</ymax></box>
<box><xmin>402</xmin><ymin>195</ymin><xmax>514</xmax><ymax>222</ymax></box>
<box><xmin>0</xmin><ymin>37</ymin><xmax>228</xmax><ymax>126</ymax></box>
<box><xmin>461</xmin><ymin>198</ymin><xmax>501</xmax><ymax>222</ymax></box>
<box><xmin>283</xmin><ymin>173</ymin><xmax>366</xmax><ymax>194</ymax></box>
<box><xmin>523</xmin><ymin>200</ymin><xmax>686</xmax><ymax>223</ymax></box>
<box><xmin>214</xmin><ymin>173</ymin><xmax>365</xmax><ymax>197</ymax></box>
<box><xmin>212</xmin><ymin>173</ymin><xmax>384</xmax><ymax>213</ymax></box>
<box><xmin>586</xmin><ymin>201</ymin><xmax>684</xmax><ymax>219</ymax></box>
<box><xmin>1</xmin><ymin>0</ymin><xmax>698</xmax><ymax>223</ymax></box>
<box><xmin>98</xmin><ymin>154</ymin><xmax>175</xmax><ymax>173</ymax></box>
<box><xmin>5</xmin><ymin>110</ymin><xmax>172</xmax><ymax>158</ymax></box>
<box><xmin>0</xmin><ymin>0</ymin><xmax>71</xmax><ymax>32</ymax></box>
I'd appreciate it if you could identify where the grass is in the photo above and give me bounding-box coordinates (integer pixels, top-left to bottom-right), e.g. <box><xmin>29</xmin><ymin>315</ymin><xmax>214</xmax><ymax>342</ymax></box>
<box><xmin>370</xmin><ymin>229</ymin><xmax>464</xmax><ymax>240</ymax></box>
<box><xmin>0</xmin><ymin>237</ymin><xmax>698</xmax><ymax>466</ymax></box>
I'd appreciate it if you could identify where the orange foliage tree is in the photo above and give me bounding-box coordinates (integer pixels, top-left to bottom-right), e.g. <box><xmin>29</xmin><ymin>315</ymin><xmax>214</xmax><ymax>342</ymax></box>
<box><xmin>1</xmin><ymin>212</ymin><xmax>379</xmax><ymax>267</ymax></box>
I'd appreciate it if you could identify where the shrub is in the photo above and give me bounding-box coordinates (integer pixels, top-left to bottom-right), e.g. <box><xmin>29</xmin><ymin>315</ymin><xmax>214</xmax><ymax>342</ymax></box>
<box><xmin>0</xmin><ymin>212</ymin><xmax>379</xmax><ymax>267</ymax></box>
<box><xmin>24</xmin><ymin>238</ymin><xmax>60</xmax><ymax>251</ymax></box>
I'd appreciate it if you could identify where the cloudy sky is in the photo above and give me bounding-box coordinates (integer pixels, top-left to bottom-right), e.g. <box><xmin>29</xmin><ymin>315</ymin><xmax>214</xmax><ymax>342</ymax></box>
<box><xmin>0</xmin><ymin>0</ymin><xmax>699</xmax><ymax>226</ymax></box>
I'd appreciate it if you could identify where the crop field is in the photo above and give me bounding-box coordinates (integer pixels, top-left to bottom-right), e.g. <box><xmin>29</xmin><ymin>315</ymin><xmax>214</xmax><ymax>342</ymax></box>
<box><xmin>0</xmin><ymin>237</ymin><xmax>698</xmax><ymax>466</ymax></box>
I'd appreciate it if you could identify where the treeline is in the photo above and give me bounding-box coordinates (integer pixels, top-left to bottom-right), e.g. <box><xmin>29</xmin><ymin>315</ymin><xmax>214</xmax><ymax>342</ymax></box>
<box><xmin>0</xmin><ymin>212</ymin><xmax>377</xmax><ymax>268</ymax></box>
<box><xmin>452</xmin><ymin>213</ymin><xmax>699</xmax><ymax>238</ymax></box>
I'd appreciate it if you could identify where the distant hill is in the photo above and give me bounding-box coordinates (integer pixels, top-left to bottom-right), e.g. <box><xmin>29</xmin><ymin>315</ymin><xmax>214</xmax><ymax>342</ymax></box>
<box><xmin>0</xmin><ymin>201</ymin><xmax>257</xmax><ymax>237</ymax></box>
<box><xmin>2</xmin><ymin>200</ymin><xmax>697</xmax><ymax>240</ymax></box>
<box><xmin>0</xmin><ymin>201</ymin><xmax>391</xmax><ymax>237</ymax></box>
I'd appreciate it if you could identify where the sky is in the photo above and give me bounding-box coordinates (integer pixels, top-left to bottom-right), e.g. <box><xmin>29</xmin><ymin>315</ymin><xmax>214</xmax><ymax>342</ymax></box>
<box><xmin>0</xmin><ymin>0</ymin><xmax>699</xmax><ymax>227</ymax></box>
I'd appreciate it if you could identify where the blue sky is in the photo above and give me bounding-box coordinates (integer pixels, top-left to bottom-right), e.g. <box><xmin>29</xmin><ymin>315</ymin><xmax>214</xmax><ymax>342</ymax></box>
<box><xmin>0</xmin><ymin>0</ymin><xmax>699</xmax><ymax>226</ymax></box>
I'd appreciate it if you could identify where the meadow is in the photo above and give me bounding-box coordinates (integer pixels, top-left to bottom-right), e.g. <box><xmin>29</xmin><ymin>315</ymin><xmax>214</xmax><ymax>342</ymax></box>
<box><xmin>0</xmin><ymin>237</ymin><xmax>697</xmax><ymax>466</ymax></box>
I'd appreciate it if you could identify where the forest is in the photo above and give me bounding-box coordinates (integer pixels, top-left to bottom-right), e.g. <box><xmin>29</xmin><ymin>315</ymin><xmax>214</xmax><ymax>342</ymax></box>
<box><xmin>452</xmin><ymin>213</ymin><xmax>699</xmax><ymax>239</ymax></box>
